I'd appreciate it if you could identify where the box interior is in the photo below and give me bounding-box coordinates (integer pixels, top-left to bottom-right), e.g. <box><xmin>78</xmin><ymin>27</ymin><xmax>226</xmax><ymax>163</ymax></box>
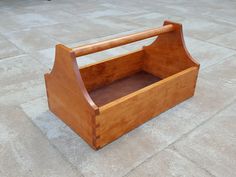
<box><xmin>79</xmin><ymin>49</ymin><xmax>192</xmax><ymax>107</ymax></box>
<box><xmin>89</xmin><ymin>71</ymin><xmax>161</xmax><ymax>106</ymax></box>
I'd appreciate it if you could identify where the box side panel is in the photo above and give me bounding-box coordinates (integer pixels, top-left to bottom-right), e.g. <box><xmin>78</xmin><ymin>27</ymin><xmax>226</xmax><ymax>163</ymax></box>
<box><xmin>96</xmin><ymin>67</ymin><xmax>199</xmax><ymax>148</ymax></box>
<box><xmin>79</xmin><ymin>50</ymin><xmax>144</xmax><ymax>91</ymax></box>
<box><xmin>143</xmin><ymin>26</ymin><xmax>199</xmax><ymax>79</ymax></box>
<box><xmin>45</xmin><ymin>75</ymin><xmax>95</xmax><ymax>148</ymax></box>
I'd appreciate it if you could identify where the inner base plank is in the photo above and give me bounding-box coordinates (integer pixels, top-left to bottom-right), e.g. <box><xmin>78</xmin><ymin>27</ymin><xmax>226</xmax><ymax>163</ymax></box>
<box><xmin>89</xmin><ymin>71</ymin><xmax>161</xmax><ymax>106</ymax></box>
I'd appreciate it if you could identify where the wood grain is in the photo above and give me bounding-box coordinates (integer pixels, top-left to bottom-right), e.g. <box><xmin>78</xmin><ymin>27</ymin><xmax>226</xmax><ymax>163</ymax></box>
<box><xmin>44</xmin><ymin>44</ymin><xmax>99</xmax><ymax>149</ymax></box>
<box><xmin>143</xmin><ymin>21</ymin><xmax>199</xmax><ymax>78</ymax></box>
<box><xmin>44</xmin><ymin>21</ymin><xmax>200</xmax><ymax>150</ymax></box>
<box><xmin>89</xmin><ymin>71</ymin><xmax>161</xmax><ymax>106</ymax></box>
<box><xmin>80</xmin><ymin>50</ymin><xmax>144</xmax><ymax>91</ymax></box>
<box><xmin>96</xmin><ymin>67</ymin><xmax>199</xmax><ymax>148</ymax></box>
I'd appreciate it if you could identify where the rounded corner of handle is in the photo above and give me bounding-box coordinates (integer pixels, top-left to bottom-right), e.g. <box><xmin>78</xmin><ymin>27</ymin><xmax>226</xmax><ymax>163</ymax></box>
<box><xmin>164</xmin><ymin>20</ymin><xmax>182</xmax><ymax>27</ymax></box>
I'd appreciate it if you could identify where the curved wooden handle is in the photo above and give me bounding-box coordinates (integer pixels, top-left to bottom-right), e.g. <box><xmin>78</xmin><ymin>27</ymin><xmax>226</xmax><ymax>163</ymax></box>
<box><xmin>73</xmin><ymin>24</ymin><xmax>174</xmax><ymax>57</ymax></box>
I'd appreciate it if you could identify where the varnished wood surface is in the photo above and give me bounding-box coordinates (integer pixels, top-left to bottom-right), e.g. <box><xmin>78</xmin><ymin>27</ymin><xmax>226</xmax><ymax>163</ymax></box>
<box><xmin>143</xmin><ymin>21</ymin><xmax>199</xmax><ymax>78</ymax></box>
<box><xmin>96</xmin><ymin>67</ymin><xmax>199</xmax><ymax>148</ymax></box>
<box><xmin>80</xmin><ymin>50</ymin><xmax>144</xmax><ymax>91</ymax></box>
<box><xmin>89</xmin><ymin>71</ymin><xmax>161</xmax><ymax>106</ymax></box>
<box><xmin>45</xmin><ymin>21</ymin><xmax>200</xmax><ymax>150</ymax></box>
<box><xmin>45</xmin><ymin>44</ymin><xmax>99</xmax><ymax>149</ymax></box>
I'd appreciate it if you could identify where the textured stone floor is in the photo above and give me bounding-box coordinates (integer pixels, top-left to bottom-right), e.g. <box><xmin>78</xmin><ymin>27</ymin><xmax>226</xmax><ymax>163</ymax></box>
<box><xmin>0</xmin><ymin>0</ymin><xmax>236</xmax><ymax>177</ymax></box>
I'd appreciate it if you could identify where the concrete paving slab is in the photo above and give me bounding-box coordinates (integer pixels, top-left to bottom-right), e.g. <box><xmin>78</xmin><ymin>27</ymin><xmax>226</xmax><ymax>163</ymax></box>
<box><xmin>0</xmin><ymin>34</ymin><xmax>24</xmax><ymax>60</ymax></box>
<box><xmin>62</xmin><ymin>1</ymin><xmax>109</xmax><ymax>15</ymax></box>
<box><xmin>208</xmin><ymin>30</ymin><xmax>236</xmax><ymax>50</ymax></box>
<box><xmin>2</xmin><ymin>29</ymin><xmax>59</xmax><ymax>52</ymax></box>
<box><xmin>105</xmin><ymin>11</ymin><xmax>183</xmax><ymax>28</ymax></box>
<box><xmin>0</xmin><ymin>55</ymin><xmax>46</xmax><ymax>105</ymax></box>
<box><xmin>181</xmin><ymin>18</ymin><xmax>236</xmax><ymax>40</ymax></box>
<box><xmin>0</xmin><ymin>13</ymin><xmax>26</xmax><ymax>33</ymax></box>
<box><xmin>38</xmin><ymin>23</ymin><xmax>94</xmax><ymax>44</ymax></box>
<box><xmin>185</xmin><ymin>37</ymin><xmax>236</xmax><ymax>69</ymax></box>
<box><xmin>0</xmin><ymin>105</ymin><xmax>82</xmax><ymax>177</ymax></box>
<box><xmin>125</xmin><ymin>149</ymin><xmax>212</xmax><ymax>177</ymax></box>
<box><xmin>174</xmin><ymin>101</ymin><xmax>236</xmax><ymax>177</ymax></box>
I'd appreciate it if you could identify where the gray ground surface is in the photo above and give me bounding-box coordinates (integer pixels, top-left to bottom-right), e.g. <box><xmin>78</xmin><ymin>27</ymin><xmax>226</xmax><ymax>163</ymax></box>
<box><xmin>0</xmin><ymin>0</ymin><xmax>236</xmax><ymax>177</ymax></box>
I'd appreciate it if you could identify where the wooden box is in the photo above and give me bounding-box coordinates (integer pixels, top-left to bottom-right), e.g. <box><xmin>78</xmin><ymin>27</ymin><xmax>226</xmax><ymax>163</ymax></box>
<box><xmin>44</xmin><ymin>21</ymin><xmax>200</xmax><ymax>150</ymax></box>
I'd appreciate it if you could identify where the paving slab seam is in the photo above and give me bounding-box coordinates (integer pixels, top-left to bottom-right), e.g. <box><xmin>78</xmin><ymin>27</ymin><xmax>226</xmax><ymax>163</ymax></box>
<box><xmin>0</xmin><ymin>54</ymin><xmax>46</xmax><ymax>99</ymax></box>
<box><xmin>169</xmin><ymin>146</ymin><xmax>216</xmax><ymax>177</ymax></box>
<box><xmin>187</xmin><ymin>32</ymin><xmax>236</xmax><ymax>52</ymax></box>
<box><xmin>207</xmin><ymin>18</ymin><xmax>236</xmax><ymax>27</ymax></box>
<box><xmin>0</xmin><ymin>37</ymin><xmax>25</xmax><ymax>60</ymax></box>
<box><xmin>1</xmin><ymin>29</ymin><xmax>62</xmax><ymax>52</ymax></box>
<box><xmin>29</xmin><ymin>25</ymin><xmax>65</xmax><ymax>45</ymax></box>
<box><xmin>122</xmin><ymin>98</ymin><xmax>236</xmax><ymax>177</ymax></box>
<box><xmin>67</xmin><ymin>28</ymin><xmax>147</xmax><ymax>46</ymax></box>
<box><xmin>45</xmin><ymin>26</ymin><xmax>139</xmax><ymax>47</ymax></box>
<box><xmin>16</xmin><ymin>105</ymin><xmax>85</xmax><ymax>177</ymax></box>
<box><xmin>199</xmin><ymin>53</ymin><xmax>236</xmax><ymax>73</ymax></box>
<box><xmin>205</xmin><ymin>40</ymin><xmax>236</xmax><ymax>51</ymax></box>
<box><xmin>0</xmin><ymin>53</ymin><xmax>28</xmax><ymax>63</ymax></box>
<box><xmin>30</xmin><ymin>58</ymin><xmax>51</xmax><ymax>72</ymax></box>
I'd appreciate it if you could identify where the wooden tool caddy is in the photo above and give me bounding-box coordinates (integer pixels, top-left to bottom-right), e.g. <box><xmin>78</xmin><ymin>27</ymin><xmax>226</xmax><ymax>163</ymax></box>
<box><xmin>44</xmin><ymin>21</ymin><xmax>200</xmax><ymax>150</ymax></box>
